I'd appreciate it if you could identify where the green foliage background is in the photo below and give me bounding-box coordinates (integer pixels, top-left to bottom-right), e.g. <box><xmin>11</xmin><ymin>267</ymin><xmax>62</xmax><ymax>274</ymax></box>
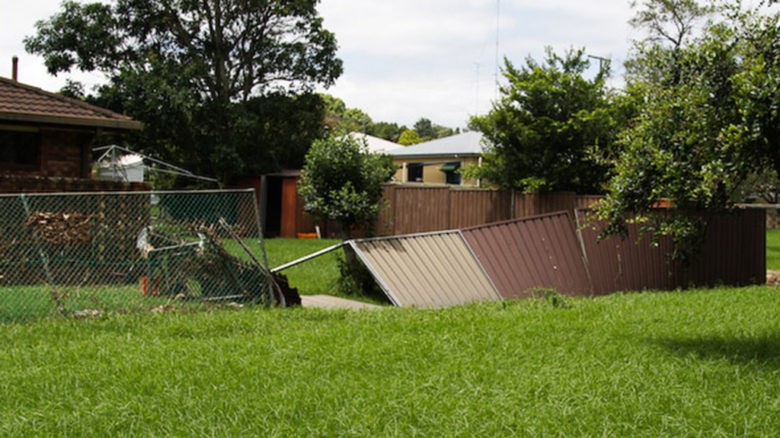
<box><xmin>468</xmin><ymin>47</ymin><xmax>617</xmax><ymax>193</ymax></box>
<box><xmin>597</xmin><ymin>1</ymin><xmax>780</xmax><ymax>264</ymax></box>
<box><xmin>25</xmin><ymin>0</ymin><xmax>343</xmax><ymax>184</ymax></box>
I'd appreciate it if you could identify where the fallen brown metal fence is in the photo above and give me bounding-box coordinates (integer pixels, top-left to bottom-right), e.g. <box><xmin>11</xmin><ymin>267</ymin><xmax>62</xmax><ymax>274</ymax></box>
<box><xmin>0</xmin><ymin>189</ymin><xmax>278</xmax><ymax>324</ymax></box>
<box><xmin>348</xmin><ymin>231</ymin><xmax>501</xmax><ymax>308</ymax></box>
<box><xmin>462</xmin><ymin>212</ymin><xmax>592</xmax><ymax>299</ymax></box>
<box><xmin>272</xmin><ymin>207</ymin><xmax>765</xmax><ymax>309</ymax></box>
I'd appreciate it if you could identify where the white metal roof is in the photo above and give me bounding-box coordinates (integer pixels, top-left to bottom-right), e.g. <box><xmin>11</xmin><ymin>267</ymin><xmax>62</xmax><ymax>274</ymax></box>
<box><xmin>386</xmin><ymin>131</ymin><xmax>486</xmax><ymax>158</ymax></box>
<box><xmin>348</xmin><ymin>132</ymin><xmax>402</xmax><ymax>154</ymax></box>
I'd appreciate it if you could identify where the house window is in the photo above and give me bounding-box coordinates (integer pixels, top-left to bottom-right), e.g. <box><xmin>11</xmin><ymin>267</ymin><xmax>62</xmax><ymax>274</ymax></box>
<box><xmin>440</xmin><ymin>161</ymin><xmax>461</xmax><ymax>185</ymax></box>
<box><xmin>407</xmin><ymin>163</ymin><xmax>423</xmax><ymax>182</ymax></box>
<box><xmin>0</xmin><ymin>129</ymin><xmax>40</xmax><ymax>169</ymax></box>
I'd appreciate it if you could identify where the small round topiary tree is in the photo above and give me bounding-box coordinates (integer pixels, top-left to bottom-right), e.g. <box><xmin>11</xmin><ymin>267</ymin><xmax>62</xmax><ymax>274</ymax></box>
<box><xmin>298</xmin><ymin>134</ymin><xmax>395</xmax><ymax>240</ymax></box>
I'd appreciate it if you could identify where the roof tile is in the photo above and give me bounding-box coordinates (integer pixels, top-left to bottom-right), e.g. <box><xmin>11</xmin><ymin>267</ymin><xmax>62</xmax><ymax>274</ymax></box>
<box><xmin>0</xmin><ymin>77</ymin><xmax>140</xmax><ymax>130</ymax></box>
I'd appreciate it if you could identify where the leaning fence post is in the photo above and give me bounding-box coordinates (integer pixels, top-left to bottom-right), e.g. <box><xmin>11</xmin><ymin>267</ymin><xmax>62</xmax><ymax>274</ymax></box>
<box><xmin>20</xmin><ymin>194</ymin><xmax>65</xmax><ymax>316</ymax></box>
<box><xmin>510</xmin><ymin>189</ymin><xmax>516</xmax><ymax>219</ymax></box>
<box><xmin>250</xmin><ymin>188</ymin><xmax>270</xmax><ymax>269</ymax></box>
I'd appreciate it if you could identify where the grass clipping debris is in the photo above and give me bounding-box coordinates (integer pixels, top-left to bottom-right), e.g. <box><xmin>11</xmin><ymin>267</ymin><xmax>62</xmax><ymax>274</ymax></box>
<box><xmin>25</xmin><ymin>211</ymin><xmax>98</xmax><ymax>245</ymax></box>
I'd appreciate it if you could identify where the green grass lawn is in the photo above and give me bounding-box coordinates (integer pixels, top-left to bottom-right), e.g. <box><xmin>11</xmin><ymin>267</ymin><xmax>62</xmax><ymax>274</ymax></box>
<box><xmin>1</xmin><ymin>285</ymin><xmax>779</xmax><ymax>436</ymax></box>
<box><xmin>225</xmin><ymin>237</ymin><xmax>343</xmax><ymax>297</ymax></box>
<box><xmin>0</xmin><ymin>284</ymin><xmax>224</xmax><ymax>325</ymax></box>
<box><xmin>766</xmin><ymin>230</ymin><xmax>780</xmax><ymax>270</ymax></box>
<box><xmin>262</xmin><ymin>238</ymin><xmax>388</xmax><ymax>304</ymax></box>
<box><xmin>264</xmin><ymin>237</ymin><xmax>342</xmax><ymax>296</ymax></box>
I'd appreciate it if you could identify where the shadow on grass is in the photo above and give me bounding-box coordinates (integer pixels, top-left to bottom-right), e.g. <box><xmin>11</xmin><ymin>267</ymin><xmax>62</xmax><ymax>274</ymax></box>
<box><xmin>652</xmin><ymin>333</ymin><xmax>780</xmax><ymax>365</ymax></box>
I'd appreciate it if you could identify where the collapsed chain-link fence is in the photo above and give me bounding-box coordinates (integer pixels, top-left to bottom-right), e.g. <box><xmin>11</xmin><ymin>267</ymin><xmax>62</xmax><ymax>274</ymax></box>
<box><xmin>0</xmin><ymin>189</ymin><xmax>289</xmax><ymax>324</ymax></box>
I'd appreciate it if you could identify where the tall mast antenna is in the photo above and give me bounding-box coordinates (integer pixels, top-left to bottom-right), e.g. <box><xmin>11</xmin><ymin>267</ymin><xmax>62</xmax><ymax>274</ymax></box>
<box><xmin>494</xmin><ymin>0</ymin><xmax>500</xmax><ymax>101</ymax></box>
<box><xmin>474</xmin><ymin>62</ymin><xmax>481</xmax><ymax>115</ymax></box>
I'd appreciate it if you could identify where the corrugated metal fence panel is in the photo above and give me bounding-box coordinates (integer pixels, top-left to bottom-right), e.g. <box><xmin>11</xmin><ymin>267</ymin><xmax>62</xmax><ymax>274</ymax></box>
<box><xmin>462</xmin><ymin>211</ymin><xmax>592</xmax><ymax>298</ymax></box>
<box><xmin>391</xmin><ymin>187</ymin><xmax>450</xmax><ymax>235</ymax></box>
<box><xmin>351</xmin><ymin>231</ymin><xmax>500</xmax><ymax>308</ymax></box>
<box><xmin>687</xmin><ymin>209</ymin><xmax>766</xmax><ymax>286</ymax></box>
<box><xmin>575</xmin><ymin>195</ymin><xmax>604</xmax><ymax>210</ymax></box>
<box><xmin>576</xmin><ymin>209</ymin><xmax>766</xmax><ymax>294</ymax></box>
<box><xmin>514</xmin><ymin>192</ymin><xmax>577</xmax><ymax>219</ymax></box>
<box><xmin>513</xmin><ymin>193</ymin><xmax>539</xmax><ymax>218</ymax></box>
<box><xmin>449</xmin><ymin>189</ymin><xmax>512</xmax><ymax>229</ymax></box>
<box><xmin>577</xmin><ymin>209</ymin><xmax>683</xmax><ymax>294</ymax></box>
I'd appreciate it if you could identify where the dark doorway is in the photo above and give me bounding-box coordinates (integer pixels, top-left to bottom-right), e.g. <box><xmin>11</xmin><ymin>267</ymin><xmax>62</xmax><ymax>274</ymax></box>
<box><xmin>265</xmin><ymin>176</ymin><xmax>282</xmax><ymax>237</ymax></box>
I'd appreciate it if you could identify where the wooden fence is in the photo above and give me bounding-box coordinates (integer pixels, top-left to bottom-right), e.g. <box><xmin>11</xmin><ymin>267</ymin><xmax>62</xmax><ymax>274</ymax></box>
<box><xmin>373</xmin><ymin>185</ymin><xmax>603</xmax><ymax>236</ymax></box>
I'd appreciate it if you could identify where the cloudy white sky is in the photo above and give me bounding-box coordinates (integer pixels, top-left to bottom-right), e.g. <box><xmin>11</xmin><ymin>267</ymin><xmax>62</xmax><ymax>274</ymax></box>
<box><xmin>1</xmin><ymin>0</ymin><xmax>638</xmax><ymax>129</ymax></box>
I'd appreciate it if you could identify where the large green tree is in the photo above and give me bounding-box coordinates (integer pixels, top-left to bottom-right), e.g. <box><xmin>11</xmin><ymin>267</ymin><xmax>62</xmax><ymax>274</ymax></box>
<box><xmin>468</xmin><ymin>47</ymin><xmax>617</xmax><ymax>193</ymax></box>
<box><xmin>397</xmin><ymin>129</ymin><xmax>423</xmax><ymax>146</ymax></box>
<box><xmin>367</xmin><ymin>121</ymin><xmax>407</xmax><ymax>142</ymax></box>
<box><xmin>413</xmin><ymin>117</ymin><xmax>455</xmax><ymax>141</ymax></box>
<box><xmin>413</xmin><ymin>118</ymin><xmax>435</xmax><ymax>140</ymax></box>
<box><xmin>597</xmin><ymin>0</ymin><xmax>780</xmax><ymax>264</ymax></box>
<box><xmin>26</xmin><ymin>0</ymin><xmax>342</xmax><ymax>183</ymax></box>
<box><xmin>321</xmin><ymin>94</ymin><xmax>373</xmax><ymax>134</ymax></box>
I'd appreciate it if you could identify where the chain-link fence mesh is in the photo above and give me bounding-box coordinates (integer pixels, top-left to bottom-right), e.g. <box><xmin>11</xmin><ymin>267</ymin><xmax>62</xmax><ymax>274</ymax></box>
<box><xmin>0</xmin><ymin>189</ymin><xmax>279</xmax><ymax>324</ymax></box>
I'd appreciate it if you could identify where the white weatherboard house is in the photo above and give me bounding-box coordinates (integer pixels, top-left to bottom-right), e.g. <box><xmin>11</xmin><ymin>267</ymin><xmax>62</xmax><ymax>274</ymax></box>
<box><xmin>386</xmin><ymin>131</ymin><xmax>485</xmax><ymax>186</ymax></box>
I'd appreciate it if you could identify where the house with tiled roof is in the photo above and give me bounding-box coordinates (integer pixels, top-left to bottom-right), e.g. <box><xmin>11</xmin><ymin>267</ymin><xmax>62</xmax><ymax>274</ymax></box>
<box><xmin>0</xmin><ymin>74</ymin><xmax>141</xmax><ymax>189</ymax></box>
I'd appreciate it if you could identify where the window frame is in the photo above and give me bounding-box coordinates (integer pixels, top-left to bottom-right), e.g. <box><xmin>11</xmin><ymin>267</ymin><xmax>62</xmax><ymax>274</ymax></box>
<box><xmin>407</xmin><ymin>163</ymin><xmax>423</xmax><ymax>183</ymax></box>
<box><xmin>0</xmin><ymin>127</ymin><xmax>41</xmax><ymax>171</ymax></box>
<box><xmin>442</xmin><ymin>161</ymin><xmax>462</xmax><ymax>185</ymax></box>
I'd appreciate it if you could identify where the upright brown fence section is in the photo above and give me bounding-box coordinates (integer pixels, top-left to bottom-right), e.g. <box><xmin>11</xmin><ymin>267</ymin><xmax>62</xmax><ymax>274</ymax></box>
<box><xmin>389</xmin><ymin>186</ymin><xmax>450</xmax><ymax>235</ymax></box>
<box><xmin>449</xmin><ymin>189</ymin><xmax>512</xmax><ymax>229</ymax></box>
<box><xmin>374</xmin><ymin>185</ymin><xmax>602</xmax><ymax>236</ymax></box>
<box><xmin>576</xmin><ymin>209</ymin><xmax>766</xmax><ymax>295</ymax></box>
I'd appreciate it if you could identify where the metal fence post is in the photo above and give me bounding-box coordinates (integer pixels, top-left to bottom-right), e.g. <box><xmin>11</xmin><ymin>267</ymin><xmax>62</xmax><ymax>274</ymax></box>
<box><xmin>251</xmin><ymin>188</ymin><xmax>270</xmax><ymax>269</ymax></box>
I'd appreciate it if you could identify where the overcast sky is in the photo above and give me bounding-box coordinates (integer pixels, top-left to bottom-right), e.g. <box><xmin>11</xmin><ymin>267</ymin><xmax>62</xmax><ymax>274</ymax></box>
<box><xmin>1</xmin><ymin>0</ymin><xmax>638</xmax><ymax>129</ymax></box>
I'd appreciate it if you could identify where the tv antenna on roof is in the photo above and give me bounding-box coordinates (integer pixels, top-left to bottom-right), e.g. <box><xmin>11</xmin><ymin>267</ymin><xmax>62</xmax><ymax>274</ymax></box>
<box><xmin>587</xmin><ymin>54</ymin><xmax>610</xmax><ymax>73</ymax></box>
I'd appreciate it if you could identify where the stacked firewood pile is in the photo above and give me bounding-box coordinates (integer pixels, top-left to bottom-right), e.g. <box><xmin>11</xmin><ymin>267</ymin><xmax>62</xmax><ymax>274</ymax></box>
<box><xmin>24</xmin><ymin>211</ymin><xmax>98</xmax><ymax>245</ymax></box>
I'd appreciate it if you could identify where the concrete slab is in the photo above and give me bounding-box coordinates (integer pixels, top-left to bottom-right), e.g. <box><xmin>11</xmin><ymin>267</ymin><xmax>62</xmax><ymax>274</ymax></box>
<box><xmin>300</xmin><ymin>294</ymin><xmax>381</xmax><ymax>310</ymax></box>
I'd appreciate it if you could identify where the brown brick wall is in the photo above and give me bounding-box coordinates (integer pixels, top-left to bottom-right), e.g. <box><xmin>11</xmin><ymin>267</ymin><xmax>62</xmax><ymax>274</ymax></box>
<box><xmin>0</xmin><ymin>174</ymin><xmax>150</xmax><ymax>194</ymax></box>
<box><xmin>38</xmin><ymin>130</ymin><xmax>85</xmax><ymax>178</ymax></box>
<box><xmin>1</xmin><ymin>128</ymin><xmax>91</xmax><ymax>178</ymax></box>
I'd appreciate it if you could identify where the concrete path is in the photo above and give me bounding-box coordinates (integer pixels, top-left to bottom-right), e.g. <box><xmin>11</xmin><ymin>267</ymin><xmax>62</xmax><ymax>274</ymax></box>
<box><xmin>300</xmin><ymin>294</ymin><xmax>381</xmax><ymax>310</ymax></box>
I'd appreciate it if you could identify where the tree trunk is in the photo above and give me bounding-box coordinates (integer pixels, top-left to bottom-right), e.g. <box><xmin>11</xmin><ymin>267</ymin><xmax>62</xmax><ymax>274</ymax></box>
<box><xmin>340</xmin><ymin>222</ymin><xmax>357</xmax><ymax>265</ymax></box>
